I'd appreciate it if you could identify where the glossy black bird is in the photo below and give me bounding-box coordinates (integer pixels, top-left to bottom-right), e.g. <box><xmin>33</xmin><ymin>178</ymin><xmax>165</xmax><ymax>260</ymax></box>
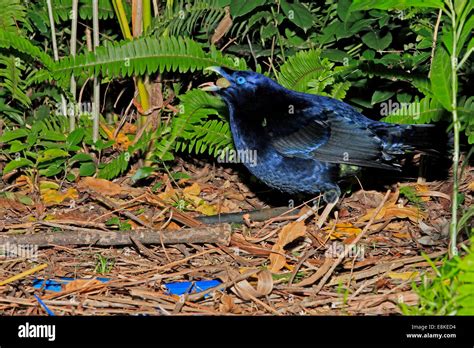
<box><xmin>203</xmin><ymin>67</ymin><xmax>442</xmax><ymax>203</ymax></box>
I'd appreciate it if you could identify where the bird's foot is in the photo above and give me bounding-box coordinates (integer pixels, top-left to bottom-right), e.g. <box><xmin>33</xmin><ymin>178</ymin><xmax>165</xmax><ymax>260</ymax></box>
<box><xmin>323</xmin><ymin>188</ymin><xmax>340</xmax><ymax>204</ymax></box>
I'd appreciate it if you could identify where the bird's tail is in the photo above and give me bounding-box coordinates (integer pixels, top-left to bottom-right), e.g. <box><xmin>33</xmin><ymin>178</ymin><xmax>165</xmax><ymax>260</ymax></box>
<box><xmin>371</xmin><ymin>122</ymin><xmax>452</xmax><ymax>157</ymax></box>
<box><xmin>400</xmin><ymin>123</ymin><xmax>452</xmax><ymax>155</ymax></box>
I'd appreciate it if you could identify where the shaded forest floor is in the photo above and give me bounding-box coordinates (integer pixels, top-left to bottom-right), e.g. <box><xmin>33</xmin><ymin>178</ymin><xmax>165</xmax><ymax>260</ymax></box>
<box><xmin>0</xmin><ymin>158</ymin><xmax>472</xmax><ymax>315</ymax></box>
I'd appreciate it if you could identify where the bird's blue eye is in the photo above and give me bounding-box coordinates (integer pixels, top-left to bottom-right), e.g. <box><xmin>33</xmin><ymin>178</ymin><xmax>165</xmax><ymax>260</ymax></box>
<box><xmin>236</xmin><ymin>76</ymin><xmax>246</xmax><ymax>85</ymax></box>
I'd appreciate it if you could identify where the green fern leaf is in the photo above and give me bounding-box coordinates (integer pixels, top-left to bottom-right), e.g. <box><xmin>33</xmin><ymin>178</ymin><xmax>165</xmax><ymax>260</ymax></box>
<box><xmin>381</xmin><ymin>96</ymin><xmax>445</xmax><ymax>124</ymax></box>
<box><xmin>155</xmin><ymin>89</ymin><xmax>228</xmax><ymax>160</ymax></box>
<box><xmin>0</xmin><ymin>55</ymin><xmax>31</xmax><ymax>107</ymax></box>
<box><xmin>52</xmin><ymin>36</ymin><xmax>246</xmax><ymax>83</ymax></box>
<box><xmin>0</xmin><ymin>29</ymin><xmax>54</xmax><ymax>68</ymax></box>
<box><xmin>0</xmin><ymin>0</ymin><xmax>28</xmax><ymax>33</ymax></box>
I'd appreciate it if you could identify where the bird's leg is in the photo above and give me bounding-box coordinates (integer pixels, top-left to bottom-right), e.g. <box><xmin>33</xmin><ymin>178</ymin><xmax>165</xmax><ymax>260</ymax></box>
<box><xmin>315</xmin><ymin>188</ymin><xmax>340</xmax><ymax>228</ymax></box>
<box><xmin>323</xmin><ymin>188</ymin><xmax>340</xmax><ymax>204</ymax></box>
<box><xmin>296</xmin><ymin>188</ymin><xmax>340</xmax><ymax>228</ymax></box>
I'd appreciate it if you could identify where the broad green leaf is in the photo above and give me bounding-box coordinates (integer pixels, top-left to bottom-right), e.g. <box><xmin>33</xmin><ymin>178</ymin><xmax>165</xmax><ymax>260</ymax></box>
<box><xmin>0</xmin><ymin>128</ymin><xmax>28</xmax><ymax>143</ymax></box>
<box><xmin>230</xmin><ymin>0</ymin><xmax>266</xmax><ymax>17</ymax></box>
<box><xmin>280</xmin><ymin>0</ymin><xmax>313</xmax><ymax>30</ymax></box>
<box><xmin>430</xmin><ymin>47</ymin><xmax>453</xmax><ymax>111</ymax></box>
<box><xmin>350</xmin><ymin>0</ymin><xmax>443</xmax><ymax>11</ymax></box>
<box><xmin>79</xmin><ymin>162</ymin><xmax>96</xmax><ymax>176</ymax></box>
<box><xmin>131</xmin><ymin>166</ymin><xmax>154</xmax><ymax>183</ymax></box>
<box><xmin>70</xmin><ymin>153</ymin><xmax>93</xmax><ymax>163</ymax></box>
<box><xmin>371</xmin><ymin>90</ymin><xmax>395</xmax><ymax>105</ymax></box>
<box><xmin>40</xmin><ymin>163</ymin><xmax>63</xmax><ymax>177</ymax></box>
<box><xmin>40</xmin><ymin>130</ymin><xmax>66</xmax><ymax>141</ymax></box>
<box><xmin>361</xmin><ymin>31</ymin><xmax>392</xmax><ymax>51</ymax></box>
<box><xmin>3</xmin><ymin>158</ymin><xmax>34</xmax><ymax>174</ymax></box>
<box><xmin>67</xmin><ymin>128</ymin><xmax>86</xmax><ymax>147</ymax></box>
<box><xmin>66</xmin><ymin>172</ymin><xmax>76</xmax><ymax>181</ymax></box>
<box><xmin>8</xmin><ymin>140</ymin><xmax>28</xmax><ymax>153</ymax></box>
<box><xmin>38</xmin><ymin>149</ymin><xmax>69</xmax><ymax>163</ymax></box>
<box><xmin>337</xmin><ymin>0</ymin><xmax>353</xmax><ymax>22</ymax></box>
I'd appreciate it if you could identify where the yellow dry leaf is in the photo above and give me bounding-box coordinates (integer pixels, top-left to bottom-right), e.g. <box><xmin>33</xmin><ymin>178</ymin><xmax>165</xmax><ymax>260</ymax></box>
<box><xmin>269</xmin><ymin>221</ymin><xmax>306</xmax><ymax>273</ymax></box>
<box><xmin>15</xmin><ymin>175</ymin><xmax>33</xmax><ymax>191</ymax></box>
<box><xmin>414</xmin><ymin>184</ymin><xmax>430</xmax><ymax>202</ymax></box>
<box><xmin>183</xmin><ymin>182</ymin><xmax>201</xmax><ymax>196</ymax></box>
<box><xmin>100</xmin><ymin>123</ymin><xmax>132</xmax><ymax>150</ymax></box>
<box><xmin>41</xmin><ymin>188</ymin><xmax>78</xmax><ymax>205</ymax></box>
<box><xmin>325</xmin><ymin>222</ymin><xmax>362</xmax><ymax>240</ymax></box>
<box><xmin>77</xmin><ymin>177</ymin><xmax>123</xmax><ymax>196</ymax></box>
<box><xmin>157</xmin><ymin>187</ymin><xmax>178</xmax><ymax>203</ymax></box>
<box><xmin>357</xmin><ymin>203</ymin><xmax>426</xmax><ymax>223</ymax></box>
<box><xmin>384</xmin><ymin>206</ymin><xmax>426</xmax><ymax>222</ymax></box>
<box><xmin>392</xmin><ymin>232</ymin><xmax>411</xmax><ymax>239</ymax></box>
<box><xmin>468</xmin><ymin>182</ymin><xmax>474</xmax><ymax>191</ymax></box>
<box><xmin>387</xmin><ymin>271</ymin><xmax>419</xmax><ymax>281</ymax></box>
<box><xmin>195</xmin><ymin>202</ymin><xmax>218</xmax><ymax>216</ymax></box>
<box><xmin>39</xmin><ymin>181</ymin><xmax>59</xmax><ymax>190</ymax></box>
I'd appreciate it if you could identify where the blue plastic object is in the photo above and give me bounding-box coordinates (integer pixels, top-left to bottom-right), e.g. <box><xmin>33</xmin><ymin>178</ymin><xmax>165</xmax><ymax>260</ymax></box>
<box><xmin>164</xmin><ymin>279</ymin><xmax>222</xmax><ymax>297</ymax></box>
<box><xmin>32</xmin><ymin>277</ymin><xmax>110</xmax><ymax>292</ymax></box>
<box><xmin>34</xmin><ymin>294</ymin><xmax>55</xmax><ymax>316</ymax></box>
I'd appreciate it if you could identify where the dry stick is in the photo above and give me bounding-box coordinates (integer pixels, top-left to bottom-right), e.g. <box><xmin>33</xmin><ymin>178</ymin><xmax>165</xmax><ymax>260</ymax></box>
<box><xmin>428</xmin><ymin>9</ymin><xmax>443</xmax><ymax>79</ymax></box>
<box><xmin>90</xmin><ymin>192</ymin><xmax>152</xmax><ymax>228</ymax></box>
<box><xmin>244</xmin><ymin>291</ymin><xmax>281</xmax><ymax>315</ymax></box>
<box><xmin>313</xmin><ymin>190</ymin><xmax>391</xmax><ymax>295</ymax></box>
<box><xmin>0</xmin><ymin>224</ymin><xmax>231</xmax><ymax>247</ymax></box>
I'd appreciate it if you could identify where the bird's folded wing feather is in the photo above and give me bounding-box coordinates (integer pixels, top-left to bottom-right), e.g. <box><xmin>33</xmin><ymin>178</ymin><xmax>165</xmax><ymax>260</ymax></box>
<box><xmin>268</xmin><ymin>109</ymin><xmax>399</xmax><ymax>170</ymax></box>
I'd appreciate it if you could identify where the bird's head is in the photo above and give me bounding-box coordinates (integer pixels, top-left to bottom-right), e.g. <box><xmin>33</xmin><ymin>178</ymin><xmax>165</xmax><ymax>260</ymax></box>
<box><xmin>201</xmin><ymin>67</ymin><xmax>276</xmax><ymax>105</ymax></box>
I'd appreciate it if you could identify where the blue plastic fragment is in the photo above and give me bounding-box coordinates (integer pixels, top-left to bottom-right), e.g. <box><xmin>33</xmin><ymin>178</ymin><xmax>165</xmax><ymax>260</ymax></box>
<box><xmin>34</xmin><ymin>294</ymin><xmax>55</xmax><ymax>316</ymax></box>
<box><xmin>32</xmin><ymin>277</ymin><xmax>110</xmax><ymax>292</ymax></box>
<box><xmin>164</xmin><ymin>280</ymin><xmax>222</xmax><ymax>297</ymax></box>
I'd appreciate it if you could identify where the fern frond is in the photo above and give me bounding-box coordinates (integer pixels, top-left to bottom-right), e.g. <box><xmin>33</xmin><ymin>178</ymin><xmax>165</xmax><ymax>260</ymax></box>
<box><xmin>43</xmin><ymin>0</ymin><xmax>119</xmax><ymax>22</ymax></box>
<box><xmin>0</xmin><ymin>29</ymin><xmax>54</xmax><ymax>68</ymax></box>
<box><xmin>155</xmin><ymin>89</ymin><xmax>227</xmax><ymax>160</ymax></box>
<box><xmin>51</xmin><ymin>36</ymin><xmax>247</xmax><ymax>83</ymax></box>
<box><xmin>177</xmin><ymin>119</ymin><xmax>233</xmax><ymax>156</ymax></box>
<box><xmin>278</xmin><ymin>49</ymin><xmax>348</xmax><ymax>95</ymax></box>
<box><xmin>0</xmin><ymin>55</ymin><xmax>31</xmax><ymax>107</ymax></box>
<box><xmin>153</xmin><ymin>0</ymin><xmax>226</xmax><ymax>37</ymax></box>
<box><xmin>0</xmin><ymin>0</ymin><xmax>28</xmax><ymax>32</ymax></box>
<box><xmin>381</xmin><ymin>96</ymin><xmax>445</xmax><ymax>124</ymax></box>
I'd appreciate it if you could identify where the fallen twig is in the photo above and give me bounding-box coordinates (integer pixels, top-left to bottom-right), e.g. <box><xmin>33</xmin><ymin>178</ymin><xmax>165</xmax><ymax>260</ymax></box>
<box><xmin>0</xmin><ymin>224</ymin><xmax>232</xmax><ymax>247</ymax></box>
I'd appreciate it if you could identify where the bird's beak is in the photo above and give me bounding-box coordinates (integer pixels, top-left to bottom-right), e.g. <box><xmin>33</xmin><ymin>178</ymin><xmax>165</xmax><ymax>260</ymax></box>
<box><xmin>200</xmin><ymin>66</ymin><xmax>232</xmax><ymax>91</ymax></box>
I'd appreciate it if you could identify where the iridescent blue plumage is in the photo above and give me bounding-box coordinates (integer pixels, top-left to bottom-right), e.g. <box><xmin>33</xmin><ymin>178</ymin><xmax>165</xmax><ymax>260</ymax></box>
<box><xmin>204</xmin><ymin>67</ymin><xmax>441</xmax><ymax>203</ymax></box>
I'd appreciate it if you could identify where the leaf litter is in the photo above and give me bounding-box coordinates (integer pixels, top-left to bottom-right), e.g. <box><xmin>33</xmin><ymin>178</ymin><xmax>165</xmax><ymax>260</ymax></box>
<box><xmin>0</xmin><ymin>160</ymin><xmax>472</xmax><ymax>315</ymax></box>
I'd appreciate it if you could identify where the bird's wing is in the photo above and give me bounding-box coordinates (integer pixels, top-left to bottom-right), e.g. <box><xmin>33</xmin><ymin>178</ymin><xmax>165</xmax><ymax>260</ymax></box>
<box><xmin>268</xmin><ymin>109</ymin><xmax>399</xmax><ymax>170</ymax></box>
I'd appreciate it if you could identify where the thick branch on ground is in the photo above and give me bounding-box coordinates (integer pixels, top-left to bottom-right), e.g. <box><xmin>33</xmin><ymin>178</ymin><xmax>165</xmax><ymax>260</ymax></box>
<box><xmin>0</xmin><ymin>224</ymin><xmax>231</xmax><ymax>247</ymax></box>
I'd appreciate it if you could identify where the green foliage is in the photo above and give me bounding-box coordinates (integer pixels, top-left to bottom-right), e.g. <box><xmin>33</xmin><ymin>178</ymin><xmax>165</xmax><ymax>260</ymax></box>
<box><xmin>152</xmin><ymin>0</ymin><xmax>227</xmax><ymax>37</ymax></box>
<box><xmin>155</xmin><ymin>89</ymin><xmax>232</xmax><ymax>161</ymax></box>
<box><xmin>277</xmin><ymin>49</ymin><xmax>350</xmax><ymax>99</ymax></box>
<box><xmin>51</xmin><ymin>35</ymin><xmax>246</xmax><ymax>85</ymax></box>
<box><xmin>0</xmin><ymin>29</ymin><xmax>55</xmax><ymax>69</ymax></box>
<box><xmin>399</xmin><ymin>186</ymin><xmax>424</xmax><ymax>206</ymax></box>
<box><xmin>0</xmin><ymin>55</ymin><xmax>31</xmax><ymax>107</ymax></box>
<box><xmin>0</xmin><ymin>0</ymin><xmax>28</xmax><ymax>33</ymax></box>
<box><xmin>0</xmin><ymin>115</ymin><xmax>71</xmax><ymax>177</ymax></box>
<box><xmin>350</xmin><ymin>0</ymin><xmax>443</xmax><ymax>11</ymax></box>
<box><xmin>401</xmin><ymin>240</ymin><xmax>474</xmax><ymax>315</ymax></box>
<box><xmin>381</xmin><ymin>96</ymin><xmax>446</xmax><ymax>124</ymax></box>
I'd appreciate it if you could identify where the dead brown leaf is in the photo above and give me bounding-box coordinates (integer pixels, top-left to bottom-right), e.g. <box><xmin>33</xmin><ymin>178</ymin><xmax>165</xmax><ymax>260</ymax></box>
<box><xmin>77</xmin><ymin>177</ymin><xmax>124</xmax><ymax>196</ymax></box>
<box><xmin>211</xmin><ymin>6</ymin><xmax>232</xmax><ymax>44</ymax></box>
<box><xmin>269</xmin><ymin>221</ymin><xmax>306</xmax><ymax>273</ymax></box>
